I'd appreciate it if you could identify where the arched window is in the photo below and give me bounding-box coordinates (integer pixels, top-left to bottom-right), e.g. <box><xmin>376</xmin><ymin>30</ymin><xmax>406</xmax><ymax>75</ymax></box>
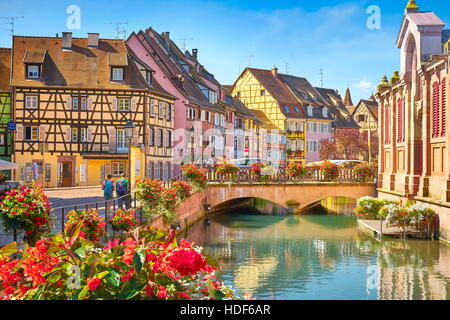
<box><xmin>442</xmin><ymin>80</ymin><xmax>447</xmax><ymax>137</ymax></box>
<box><xmin>433</xmin><ymin>82</ymin><xmax>440</xmax><ymax>138</ymax></box>
<box><xmin>384</xmin><ymin>105</ymin><xmax>390</xmax><ymax>144</ymax></box>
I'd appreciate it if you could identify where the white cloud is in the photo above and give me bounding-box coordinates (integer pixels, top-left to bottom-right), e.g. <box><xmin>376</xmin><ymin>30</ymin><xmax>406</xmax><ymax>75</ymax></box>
<box><xmin>352</xmin><ymin>78</ymin><xmax>374</xmax><ymax>92</ymax></box>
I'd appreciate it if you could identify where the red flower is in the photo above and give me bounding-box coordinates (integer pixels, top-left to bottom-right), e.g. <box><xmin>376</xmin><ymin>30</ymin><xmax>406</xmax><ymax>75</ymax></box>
<box><xmin>87</xmin><ymin>277</ymin><xmax>101</xmax><ymax>291</ymax></box>
<box><xmin>157</xmin><ymin>286</ymin><xmax>167</xmax><ymax>299</ymax></box>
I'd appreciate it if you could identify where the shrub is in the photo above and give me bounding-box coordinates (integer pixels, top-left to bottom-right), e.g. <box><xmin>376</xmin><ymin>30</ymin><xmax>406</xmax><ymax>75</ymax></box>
<box><xmin>319</xmin><ymin>160</ymin><xmax>338</xmax><ymax>181</ymax></box>
<box><xmin>134</xmin><ymin>179</ymin><xmax>163</xmax><ymax>206</ymax></box>
<box><xmin>65</xmin><ymin>209</ymin><xmax>106</xmax><ymax>242</ymax></box>
<box><xmin>286</xmin><ymin>162</ymin><xmax>306</xmax><ymax>179</ymax></box>
<box><xmin>354</xmin><ymin>196</ymin><xmax>394</xmax><ymax>220</ymax></box>
<box><xmin>250</xmin><ymin>162</ymin><xmax>274</xmax><ymax>182</ymax></box>
<box><xmin>182</xmin><ymin>165</ymin><xmax>207</xmax><ymax>192</ymax></box>
<box><xmin>352</xmin><ymin>163</ymin><xmax>376</xmax><ymax>182</ymax></box>
<box><xmin>171</xmin><ymin>181</ymin><xmax>192</xmax><ymax>201</ymax></box>
<box><xmin>160</xmin><ymin>188</ymin><xmax>180</xmax><ymax>225</ymax></box>
<box><xmin>379</xmin><ymin>203</ymin><xmax>408</xmax><ymax>227</ymax></box>
<box><xmin>0</xmin><ymin>183</ymin><xmax>53</xmax><ymax>245</ymax></box>
<box><xmin>215</xmin><ymin>163</ymin><xmax>239</xmax><ymax>181</ymax></box>
<box><xmin>110</xmin><ymin>209</ymin><xmax>139</xmax><ymax>233</ymax></box>
<box><xmin>406</xmin><ymin>202</ymin><xmax>436</xmax><ymax>224</ymax></box>
<box><xmin>0</xmin><ymin>172</ymin><xmax>7</xmax><ymax>183</ymax></box>
<box><xmin>286</xmin><ymin>200</ymin><xmax>300</xmax><ymax>207</ymax></box>
<box><xmin>0</xmin><ymin>226</ymin><xmax>241</xmax><ymax>300</ymax></box>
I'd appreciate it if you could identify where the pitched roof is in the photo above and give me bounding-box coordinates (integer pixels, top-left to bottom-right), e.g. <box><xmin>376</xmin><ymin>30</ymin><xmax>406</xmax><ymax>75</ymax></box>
<box><xmin>355</xmin><ymin>99</ymin><xmax>379</xmax><ymax>120</ymax></box>
<box><xmin>10</xmin><ymin>35</ymin><xmax>161</xmax><ymax>92</ymax></box>
<box><xmin>0</xmin><ymin>48</ymin><xmax>11</xmax><ymax>91</ymax></box>
<box><xmin>344</xmin><ymin>87</ymin><xmax>353</xmax><ymax>107</ymax></box>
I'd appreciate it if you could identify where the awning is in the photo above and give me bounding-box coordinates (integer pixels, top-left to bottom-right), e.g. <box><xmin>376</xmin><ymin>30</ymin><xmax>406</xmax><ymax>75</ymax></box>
<box><xmin>0</xmin><ymin>159</ymin><xmax>19</xmax><ymax>170</ymax></box>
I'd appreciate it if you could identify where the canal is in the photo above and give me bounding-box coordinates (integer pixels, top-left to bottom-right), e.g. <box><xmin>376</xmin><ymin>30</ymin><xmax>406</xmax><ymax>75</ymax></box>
<box><xmin>182</xmin><ymin>198</ymin><xmax>450</xmax><ymax>300</ymax></box>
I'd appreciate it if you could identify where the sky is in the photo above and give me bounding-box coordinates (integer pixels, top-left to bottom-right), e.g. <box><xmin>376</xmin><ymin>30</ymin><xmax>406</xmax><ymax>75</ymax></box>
<box><xmin>1</xmin><ymin>0</ymin><xmax>450</xmax><ymax>102</ymax></box>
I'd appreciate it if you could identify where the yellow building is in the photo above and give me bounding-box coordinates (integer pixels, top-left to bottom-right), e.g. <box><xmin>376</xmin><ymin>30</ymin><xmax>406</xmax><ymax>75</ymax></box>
<box><xmin>352</xmin><ymin>96</ymin><xmax>378</xmax><ymax>133</ymax></box>
<box><xmin>10</xmin><ymin>33</ymin><xmax>175</xmax><ymax>188</ymax></box>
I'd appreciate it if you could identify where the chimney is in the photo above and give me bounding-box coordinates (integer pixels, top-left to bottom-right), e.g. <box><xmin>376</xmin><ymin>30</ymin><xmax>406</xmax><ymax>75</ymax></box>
<box><xmin>162</xmin><ymin>32</ymin><xmax>170</xmax><ymax>50</ymax></box>
<box><xmin>271</xmin><ymin>67</ymin><xmax>278</xmax><ymax>77</ymax></box>
<box><xmin>88</xmin><ymin>33</ymin><xmax>99</xmax><ymax>48</ymax></box>
<box><xmin>192</xmin><ymin>49</ymin><xmax>198</xmax><ymax>60</ymax></box>
<box><xmin>62</xmin><ymin>32</ymin><xmax>72</xmax><ymax>50</ymax></box>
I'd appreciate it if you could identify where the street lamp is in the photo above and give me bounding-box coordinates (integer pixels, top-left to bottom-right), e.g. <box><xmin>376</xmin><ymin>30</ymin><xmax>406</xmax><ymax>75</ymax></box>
<box><xmin>124</xmin><ymin>120</ymin><xmax>135</xmax><ymax>183</ymax></box>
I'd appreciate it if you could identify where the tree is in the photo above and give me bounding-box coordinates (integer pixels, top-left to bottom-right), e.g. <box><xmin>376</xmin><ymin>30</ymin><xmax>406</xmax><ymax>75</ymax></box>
<box><xmin>319</xmin><ymin>129</ymin><xmax>378</xmax><ymax>162</ymax></box>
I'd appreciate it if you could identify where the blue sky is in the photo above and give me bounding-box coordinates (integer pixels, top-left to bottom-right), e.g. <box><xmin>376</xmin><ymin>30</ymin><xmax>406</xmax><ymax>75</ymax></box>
<box><xmin>1</xmin><ymin>0</ymin><xmax>450</xmax><ymax>102</ymax></box>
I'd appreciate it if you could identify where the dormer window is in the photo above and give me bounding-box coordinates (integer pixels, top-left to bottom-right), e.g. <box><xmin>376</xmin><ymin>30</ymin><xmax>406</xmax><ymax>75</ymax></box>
<box><xmin>146</xmin><ymin>71</ymin><xmax>152</xmax><ymax>85</ymax></box>
<box><xmin>27</xmin><ymin>65</ymin><xmax>40</xmax><ymax>79</ymax></box>
<box><xmin>307</xmin><ymin>106</ymin><xmax>313</xmax><ymax>116</ymax></box>
<box><xmin>294</xmin><ymin>106</ymin><xmax>300</xmax><ymax>113</ymax></box>
<box><xmin>322</xmin><ymin>108</ymin><xmax>328</xmax><ymax>118</ymax></box>
<box><xmin>112</xmin><ymin>67</ymin><xmax>124</xmax><ymax>81</ymax></box>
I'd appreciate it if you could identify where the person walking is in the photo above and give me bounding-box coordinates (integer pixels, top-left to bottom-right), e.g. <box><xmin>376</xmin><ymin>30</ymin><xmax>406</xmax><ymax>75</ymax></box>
<box><xmin>102</xmin><ymin>174</ymin><xmax>115</xmax><ymax>214</ymax></box>
<box><xmin>116</xmin><ymin>173</ymin><xmax>130</xmax><ymax>210</ymax></box>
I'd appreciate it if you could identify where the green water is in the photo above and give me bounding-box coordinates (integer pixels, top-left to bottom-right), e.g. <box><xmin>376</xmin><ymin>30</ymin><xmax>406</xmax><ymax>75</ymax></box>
<box><xmin>183</xmin><ymin>212</ymin><xmax>450</xmax><ymax>300</ymax></box>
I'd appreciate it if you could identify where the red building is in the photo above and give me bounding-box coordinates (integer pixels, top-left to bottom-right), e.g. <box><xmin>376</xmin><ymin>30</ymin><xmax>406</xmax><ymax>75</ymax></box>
<box><xmin>377</xmin><ymin>1</ymin><xmax>450</xmax><ymax>242</ymax></box>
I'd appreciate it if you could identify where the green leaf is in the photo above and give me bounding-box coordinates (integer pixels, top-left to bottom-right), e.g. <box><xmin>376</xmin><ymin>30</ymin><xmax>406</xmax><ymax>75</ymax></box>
<box><xmin>214</xmin><ymin>290</ymin><xmax>226</xmax><ymax>300</ymax></box>
<box><xmin>106</xmin><ymin>269</ymin><xmax>121</xmax><ymax>288</ymax></box>
<box><xmin>203</xmin><ymin>253</ymin><xmax>221</xmax><ymax>271</ymax></box>
<box><xmin>75</xmin><ymin>247</ymin><xmax>86</xmax><ymax>259</ymax></box>
<box><xmin>118</xmin><ymin>276</ymin><xmax>147</xmax><ymax>300</ymax></box>
<box><xmin>46</xmin><ymin>271</ymin><xmax>62</xmax><ymax>283</ymax></box>
<box><xmin>65</xmin><ymin>221</ymin><xmax>84</xmax><ymax>247</ymax></box>
<box><xmin>0</xmin><ymin>242</ymin><xmax>17</xmax><ymax>256</ymax></box>
<box><xmin>132</xmin><ymin>250</ymin><xmax>146</xmax><ymax>273</ymax></box>
<box><xmin>78</xmin><ymin>285</ymin><xmax>89</xmax><ymax>300</ymax></box>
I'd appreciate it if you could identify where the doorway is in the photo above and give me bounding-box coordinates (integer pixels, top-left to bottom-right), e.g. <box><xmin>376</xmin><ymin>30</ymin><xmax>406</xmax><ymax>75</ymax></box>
<box><xmin>61</xmin><ymin>162</ymin><xmax>73</xmax><ymax>187</ymax></box>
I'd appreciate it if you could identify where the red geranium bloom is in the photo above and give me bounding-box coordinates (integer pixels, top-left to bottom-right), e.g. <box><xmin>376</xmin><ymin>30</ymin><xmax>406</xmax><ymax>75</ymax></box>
<box><xmin>87</xmin><ymin>277</ymin><xmax>101</xmax><ymax>291</ymax></box>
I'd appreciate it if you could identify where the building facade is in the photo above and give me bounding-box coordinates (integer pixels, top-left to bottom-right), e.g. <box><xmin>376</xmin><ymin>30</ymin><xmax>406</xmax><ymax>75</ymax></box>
<box><xmin>0</xmin><ymin>48</ymin><xmax>12</xmax><ymax>165</ymax></box>
<box><xmin>376</xmin><ymin>1</ymin><xmax>450</xmax><ymax>241</ymax></box>
<box><xmin>10</xmin><ymin>33</ymin><xmax>175</xmax><ymax>188</ymax></box>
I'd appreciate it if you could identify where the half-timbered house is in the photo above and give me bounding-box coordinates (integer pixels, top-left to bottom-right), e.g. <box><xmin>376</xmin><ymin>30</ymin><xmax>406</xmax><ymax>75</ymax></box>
<box><xmin>0</xmin><ymin>48</ymin><xmax>12</xmax><ymax>166</ymax></box>
<box><xmin>10</xmin><ymin>33</ymin><xmax>175</xmax><ymax>187</ymax></box>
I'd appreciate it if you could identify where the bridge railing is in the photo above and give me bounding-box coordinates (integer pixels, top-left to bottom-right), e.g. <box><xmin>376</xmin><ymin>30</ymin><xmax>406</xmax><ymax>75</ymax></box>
<box><xmin>205</xmin><ymin>167</ymin><xmax>377</xmax><ymax>184</ymax></box>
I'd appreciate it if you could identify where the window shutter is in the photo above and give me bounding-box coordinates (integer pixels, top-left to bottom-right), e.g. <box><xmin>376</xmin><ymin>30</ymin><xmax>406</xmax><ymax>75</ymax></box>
<box><xmin>166</xmin><ymin>104</ymin><xmax>171</xmax><ymax>121</ymax></box>
<box><xmin>132</xmin><ymin>127</ymin><xmax>139</xmax><ymax>145</ymax></box>
<box><xmin>65</xmin><ymin>96</ymin><xmax>72</xmax><ymax>110</ymax></box>
<box><xmin>87</xmin><ymin>127</ymin><xmax>93</xmax><ymax>142</ymax></box>
<box><xmin>433</xmin><ymin>82</ymin><xmax>440</xmax><ymax>138</ymax></box>
<box><xmin>111</xmin><ymin>97</ymin><xmax>118</xmax><ymax>111</ymax></box>
<box><xmin>442</xmin><ymin>81</ymin><xmax>446</xmax><ymax>137</ymax></box>
<box><xmin>66</xmin><ymin>127</ymin><xmax>71</xmax><ymax>142</ymax></box>
<box><xmin>39</xmin><ymin>125</ymin><xmax>47</xmax><ymax>141</ymax></box>
<box><xmin>108</xmin><ymin>127</ymin><xmax>117</xmax><ymax>153</ymax></box>
<box><xmin>16</xmin><ymin>124</ymin><xmax>24</xmax><ymax>141</ymax></box>
<box><xmin>105</xmin><ymin>162</ymin><xmax>112</xmax><ymax>176</ymax></box>
<box><xmin>131</xmin><ymin>97</ymin><xmax>138</xmax><ymax>112</ymax></box>
<box><xmin>87</xmin><ymin>97</ymin><xmax>93</xmax><ymax>111</ymax></box>
<box><xmin>147</xmin><ymin>161</ymin><xmax>153</xmax><ymax>179</ymax></box>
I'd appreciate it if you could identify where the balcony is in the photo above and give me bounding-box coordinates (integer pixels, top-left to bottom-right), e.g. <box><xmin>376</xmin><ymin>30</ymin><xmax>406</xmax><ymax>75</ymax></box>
<box><xmin>286</xmin><ymin>150</ymin><xmax>305</xmax><ymax>160</ymax></box>
<box><xmin>286</xmin><ymin>131</ymin><xmax>305</xmax><ymax>139</ymax></box>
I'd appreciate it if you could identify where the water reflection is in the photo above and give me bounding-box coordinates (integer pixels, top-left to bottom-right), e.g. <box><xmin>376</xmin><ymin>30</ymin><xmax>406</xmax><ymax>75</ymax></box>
<box><xmin>183</xmin><ymin>211</ymin><xmax>450</xmax><ymax>300</ymax></box>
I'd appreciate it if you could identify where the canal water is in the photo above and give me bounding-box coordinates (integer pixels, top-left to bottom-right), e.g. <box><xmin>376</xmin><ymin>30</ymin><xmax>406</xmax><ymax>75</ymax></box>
<box><xmin>182</xmin><ymin>200</ymin><xmax>450</xmax><ymax>300</ymax></box>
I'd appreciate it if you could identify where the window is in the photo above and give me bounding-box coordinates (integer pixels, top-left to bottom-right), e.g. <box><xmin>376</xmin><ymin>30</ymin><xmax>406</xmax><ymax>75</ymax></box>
<box><xmin>158</xmin><ymin>102</ymin><xmax>164</xmax><ymax>119</ymax></box>
<box><xmin>307</xmin><ymin>106</ymin><xmax>313</xmax><ymax>116</ymax></box>
<box><xmin>166</xmin><ymin>104</ymin><xmax>171</xmax><ymax>121</ymax></box>
<box><xmin>0</xmin><ymin>134</ymin><xmax>4</xmax><ymax>146</ymax></box>
<box><xmin>80</xmin><ymin>128</ymin><xmax>87</xmax><ymax>142</ymax></box>
<box><xmin>25</xmin><ymin>95</ymin><xmax>38</xmax><ymax>109</ymax></box>
<box><xmin>397</xmin><ymin>98</ymin><xmax>404</xmax><ymax>143</ymax></box>
<box><xmin>261</xmin><ymin>90</ymin><xmax>266</xmax><ymax>96</ymax></box>
<box><xmin>25</xmin><ymin>126</ymin><xmax>38</xmax><ymax>141</ymax></box>
<box><xmin>154</xmin><ymin>162</ymin><xmax>160</xmax><ymax>179</ymax></box>
<box><xmin>167</xmin><ymin>130</ymin><xmax>172</xmax><ymax>148</ymax></box>
<box><xmin>118</xmin><ymin>98</ymin><xmax>131</xmax><ymax>111</ymax></box>
<box><xmin>72</xmin><ymin>97</ymin><xmax>79</xmax><ymax>110</ymax></box>
<box><xmin>81</xmin><ymin>97</ymin><xmax>87</xmax><ymax>110</ymax></box>
<box><xmin>284</xmin><ymin>106</ymin><xmax>289</xmax><ymax>113</ymax></box>
<box><xmin>71</xmin><ymin>127</ymin><xmax>78</xmax><ymax>142</ymax></box>
<box><xmin>294</xmin><ymin>106</ymin><xmax>300</xmax><ymax>113</ymax></box>
<box><xmin>322</xmin><ymin>108</ymin><xmax>328</xmax><ymax>118</ymax></box>
<box><xmin>237</xmin><ymin>92</ymin><xmax>241</xmax><ymax>98</ymax></box>
<box><xmin>111</xmin><ymin>162</ymin><xmax>126</xmax><ymax>176</ymax></box>
<box><xmin>150</xmin><ymin>100</ymin><xmax>156</xmax><ymax>117</ymax></box>
<box><xmin>384</xmin><ymin>105</ymin><xmax>390</xmax><ymax>144</ymax></box>
<box><xmin>146</xmin><ymin>71</ymin><xmax>152</xmax><ymax>85</ymax></box>
<box><xmin>27</xmin><ymin>65</ymin><xmax>40</xmax><ymax>79</ymax></box>
<box><xmin>112</xmin><ymin>67</ymin><xmax>124</xmax><ymax>81</ymax></box>
<box><xmin>117</xmin><ymin>129</ymin><xmax>129</xmax><ymax>151</ymax></box>
<box><xmin>163</xmin><ymin>163</ymin><xmax>169</xmax><ymax>180</ymax></box>
<box><xmin>149</xmin><ymin>128</ymin><xmax>154</xmax><ymax>146</ymax></box>
<box><xmin>358</xmin><ymin>114</ymin><xmax>365</xmax><ymax>122</ymax></box>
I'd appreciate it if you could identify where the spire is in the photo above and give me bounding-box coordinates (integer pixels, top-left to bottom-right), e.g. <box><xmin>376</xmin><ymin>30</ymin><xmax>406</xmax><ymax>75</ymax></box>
<box><xmin>344</xmin><ymin>87</ymin><xmax>353</xmax><ymax>107</ymax></box>
<box><xmin>405</xmin><ymin>0</ymin><xmax>419</xmax><ymax>14</ymax></box>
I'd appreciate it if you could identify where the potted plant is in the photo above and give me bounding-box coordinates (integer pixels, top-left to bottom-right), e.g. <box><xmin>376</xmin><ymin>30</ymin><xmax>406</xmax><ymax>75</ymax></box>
<box><xmin>352</xmin><ymin>163</ymin><xmax>376</xmax><ymax>182</ymax></box>
<box><xmin>109</xmin><ymin>209</ymin><xmax>139</xmax><ymax>233</ymax></box>
<box><xmin>319</xmin><ymin>160</ymin><xmax>338</xmax><ymax>181</ymax></box>
<box><xmin>182</xmin><ymin>164</ymin><xmax>207</xmax><ymax>192</ymax></box>
<box><xmin>65</xmin><ymin>209</ymin><xmax>106</xmax><ymax>242</ymax></box>
<box><xmin>286</xmin><ymin>162</ymin><xmax>306</xmax><ymax>181</ymax></box>
<box><xmin>215</xmin><ymin>163</ymin><xmax>239</xmax><ymax>182</ymax></box>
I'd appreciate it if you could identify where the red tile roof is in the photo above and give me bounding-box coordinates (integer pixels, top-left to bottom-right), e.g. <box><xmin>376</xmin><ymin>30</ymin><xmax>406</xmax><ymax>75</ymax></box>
<box><xmin>0</xmin><ymin>48</ymin><xmax>11</xmax><ymax>91</ymax></box>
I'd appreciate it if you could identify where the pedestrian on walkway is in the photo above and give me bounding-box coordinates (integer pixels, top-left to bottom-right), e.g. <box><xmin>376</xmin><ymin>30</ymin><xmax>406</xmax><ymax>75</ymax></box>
<box><xmin>102</xmin><ymin>174</ymin><xmax>115</xmax><ymax>213</ymax></box>
<box><xmin>116</xmin><ymin>173</ymin><xmax>130</xmax><ymax>210</ymax></box>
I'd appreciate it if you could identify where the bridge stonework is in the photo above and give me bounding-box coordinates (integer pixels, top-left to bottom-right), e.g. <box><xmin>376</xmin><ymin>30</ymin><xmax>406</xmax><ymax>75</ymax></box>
<box><xmin>151</xmin><ymin>182</ymin><xmax>377</xmax><ymax>231</ymax></box>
